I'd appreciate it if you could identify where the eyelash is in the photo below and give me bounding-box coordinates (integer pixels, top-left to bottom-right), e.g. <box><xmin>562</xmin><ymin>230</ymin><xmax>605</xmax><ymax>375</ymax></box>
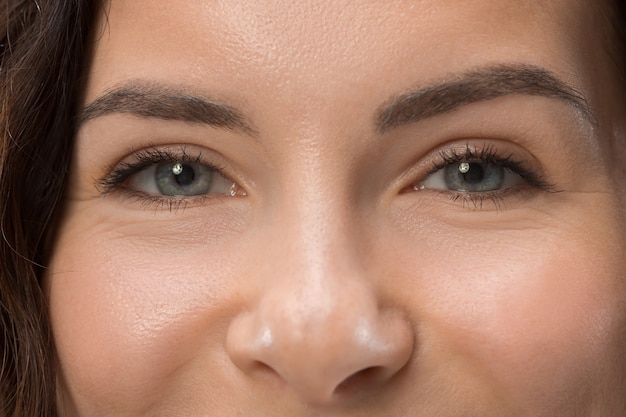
<box><xmin>417</xmin><ymin>143</ymin><xmax>557</xmax><ymax>209</ymax></box>
<box><xmin>98</xmin><ymin>143</ymin><xmax>556</xmax><ymax>212</ymax></box>
<box><xmin>97</xmin><ymin>146</ymin><xmax>227</xmax><ymax>210</ymax></box>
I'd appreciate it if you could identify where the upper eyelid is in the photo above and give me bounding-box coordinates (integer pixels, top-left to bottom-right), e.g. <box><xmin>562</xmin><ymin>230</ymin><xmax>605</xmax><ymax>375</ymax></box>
<box><xmin>411</xmin><ymin>141</ymin><xmax>557</xmax><ymax>192</ymax></box>
<box><xmin>96</xmin><ymin>145</ymin><xmax>228</xmax><ymax>196</ymax></box>
<box><xmin>427</xmin><ymin>147</ymin><xmax>520</xmax><ymax>178</ymax></box>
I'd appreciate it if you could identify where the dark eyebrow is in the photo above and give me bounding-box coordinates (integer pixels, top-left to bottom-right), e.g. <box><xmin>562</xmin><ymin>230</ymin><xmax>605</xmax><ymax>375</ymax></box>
<box><xmin>375</xmin><ymin>64</ymin><xmax>596</xmax><ymax>133</ymax></box>
<box><xmin>80</xmin><ymin>81</ymin><xmax>256</xmax><ymax>135</ymax></box>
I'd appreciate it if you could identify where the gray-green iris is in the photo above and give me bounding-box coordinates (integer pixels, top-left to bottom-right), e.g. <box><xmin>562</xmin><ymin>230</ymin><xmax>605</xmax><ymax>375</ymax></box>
<box><xmin>155</xmin><ymin>162</ymin><xmax>214</xmax><ymax>196</ymax></box>
<box><xmin>444</xmin><ymin>161</ymin><xmax>504</xmax><ymax>192</ymax></box>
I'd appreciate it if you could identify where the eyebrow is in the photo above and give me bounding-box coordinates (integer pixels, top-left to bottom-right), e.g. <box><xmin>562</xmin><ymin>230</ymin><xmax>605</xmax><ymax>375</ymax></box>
<box><xmin>80</xmin><ymin>81</ymin><xmax>256</xmax><ymax>135</ymax></box>
<box><xmin>81</xmin><ymin>64</ymin><xmax>594</xmax><ymax>137</ymax></box>
<box><xmin>375</xmin><ymin>64</ymin><xmax>596</xmax><ymax>133</ymax></box>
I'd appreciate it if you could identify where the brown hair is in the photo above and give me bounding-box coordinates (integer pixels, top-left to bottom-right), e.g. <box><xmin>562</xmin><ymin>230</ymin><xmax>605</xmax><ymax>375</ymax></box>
<box><xmin>616</xmin><ymin>0</ymin><xmax>626</xmax><ymax>65</ymax></box>
<box><xmin>0</xmin><ymin>1</ymin><xmax>624</xmax><ymax>416</ymax></box>
<box><xmin>0</xmin><ymin>1</ymin><xmax>99</xmax><ymax>415</ymax></box>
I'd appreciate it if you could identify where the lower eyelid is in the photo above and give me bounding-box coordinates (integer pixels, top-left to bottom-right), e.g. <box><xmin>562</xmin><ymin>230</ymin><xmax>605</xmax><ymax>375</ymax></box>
<box><xmin>122</xmin><ymin>193</ymin><xmax>213</xmax><ymax>212</ymax></box>
<box><xmin>415</xmin><ymin>185</ymin><xmax>540</xmax><ymax>212</ymax></box>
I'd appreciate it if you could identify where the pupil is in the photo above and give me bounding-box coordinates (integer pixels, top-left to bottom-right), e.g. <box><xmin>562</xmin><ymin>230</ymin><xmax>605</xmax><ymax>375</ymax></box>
<box><xmin>174</xmin><ymin>164</ymin><xmax>195</xmax><ymax>186</ymax></box>
<box><xmin>461</xmin><ymin>162</ymin><xmax>484</xmax><ymax>184</ymax></box>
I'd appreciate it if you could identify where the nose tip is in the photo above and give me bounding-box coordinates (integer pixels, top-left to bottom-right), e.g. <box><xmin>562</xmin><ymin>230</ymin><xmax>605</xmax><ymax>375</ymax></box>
<box><xmin>226</xmin><ymin>301</ymin><xmax>414</xmax><ymax>404</ymax></box>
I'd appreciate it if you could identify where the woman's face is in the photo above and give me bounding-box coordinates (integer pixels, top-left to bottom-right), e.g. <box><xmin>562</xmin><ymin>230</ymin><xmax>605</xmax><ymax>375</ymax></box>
<box><xmin>46</xmin><ymin>0</ymin><xmax>626</xmax><ymax>415</ymax></box>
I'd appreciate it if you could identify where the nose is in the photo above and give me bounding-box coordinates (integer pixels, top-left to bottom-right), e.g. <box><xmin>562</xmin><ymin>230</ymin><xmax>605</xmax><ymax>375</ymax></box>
<box><xmin>226</xmin><ymin>230</ymin><xmax>414</xmax><ymax>404</ymax></box>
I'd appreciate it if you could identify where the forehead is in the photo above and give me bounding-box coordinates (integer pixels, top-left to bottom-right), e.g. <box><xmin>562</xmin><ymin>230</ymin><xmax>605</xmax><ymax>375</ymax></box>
<box><xmin>87</xmin><ymin>0</ymin><xmax>599</xmax><ymax>105</ymax></box>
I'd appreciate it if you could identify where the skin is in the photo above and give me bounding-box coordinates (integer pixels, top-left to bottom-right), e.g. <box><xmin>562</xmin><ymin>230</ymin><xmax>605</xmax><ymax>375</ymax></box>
<box><xmin>46</xmin><ymin>0</ymin><xmax>626</xmax><ymax>415</ymax></box>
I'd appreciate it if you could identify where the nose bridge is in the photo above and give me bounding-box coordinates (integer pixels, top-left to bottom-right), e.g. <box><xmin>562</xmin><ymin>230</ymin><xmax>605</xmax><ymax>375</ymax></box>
<box><xmin>255</xmin><ymin>176</ymin><xmax>364</xmax><ymax>335</ymax></box>
<box><xmin>271</xmin><ymin>165</ymin><xmax>370</xmax><ymax>324</ymax></box>
<box><xmin>266</xmin><ymin>137</ymin><xmax>364</xmax><ymax>304</ymax></box>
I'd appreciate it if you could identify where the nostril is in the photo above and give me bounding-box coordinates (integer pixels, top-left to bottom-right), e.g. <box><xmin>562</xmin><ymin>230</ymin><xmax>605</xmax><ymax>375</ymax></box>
<box><xmin>249</xmin><ymin>360</ymin><xmax>285</xmax><ymax>383</ymax></box>
<box><xmin>251</xmin><ymin>361</ymin><xmax>275</xmax><ymax>374</ymax></box>
<box><xmin>226</xmin><ymin>298</ymin><xmax>415</xmax><ymax>405</ymax></box>
<box><xmin>334</xmin><ymin>366</ymin><xmax>385</xmax><ymax>395</ymax></box>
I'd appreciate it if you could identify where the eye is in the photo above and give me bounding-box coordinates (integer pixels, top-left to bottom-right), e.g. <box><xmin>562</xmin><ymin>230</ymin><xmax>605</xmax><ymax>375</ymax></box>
<box><xmin>128</xmin><ymin>160</ymin><xmax>235</xmax><ymax>196</ymax></box>
<box><xmin>97</xmin><ymin>146</ymin><xmax>247</xmax><ymax>205</ymax></box>
<box><xmin>407</xmin><ymin>143</ymin><xmax>557</xmax><ymax>210</ymax></box>
<box><xmin>420</xmin><ymin>160</ymin><xmax>525</xmax><ymax>192</ymax></box>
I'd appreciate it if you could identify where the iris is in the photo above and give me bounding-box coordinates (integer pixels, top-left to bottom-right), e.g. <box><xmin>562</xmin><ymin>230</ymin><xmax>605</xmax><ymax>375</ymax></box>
<box><xmin>444</xmin><ymin>161</ymin><xmax>505</xmax><ymax>192</ymax></box>
<box><xmin>155</xmin><ymin>161</ymin><xmax>215</xmax><ymax>196</ymax></box>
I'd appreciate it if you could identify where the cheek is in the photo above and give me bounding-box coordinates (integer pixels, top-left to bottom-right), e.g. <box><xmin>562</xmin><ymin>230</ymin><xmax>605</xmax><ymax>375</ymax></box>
<box><xmin>392</xmin><ymin>217</ymin><xmax>626</xmax><ymax>410</ymax></box>
<box><xmin>45</xmin><ymin>216</ymin><xmax>242</xmax><ymax>412</ymax></box>
<box><xmin>454</xmin><ymin>254</ymin><xmax>618</xmax><ymax>386</ymax></box>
